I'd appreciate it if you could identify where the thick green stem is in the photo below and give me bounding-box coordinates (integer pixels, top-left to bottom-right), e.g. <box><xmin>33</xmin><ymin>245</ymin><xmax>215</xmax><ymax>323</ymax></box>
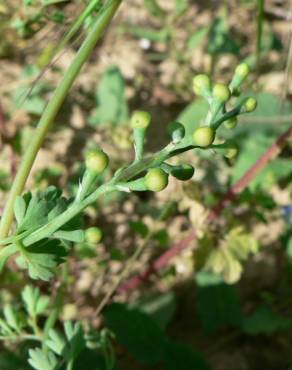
<box><xmin>0</xmin><ymin>0</ymin><xmax>122</xmax><ymax>239</ymax></box>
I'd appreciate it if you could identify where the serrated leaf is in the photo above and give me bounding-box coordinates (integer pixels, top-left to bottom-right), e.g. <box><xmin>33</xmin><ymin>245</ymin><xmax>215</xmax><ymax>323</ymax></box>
<box><xmin>22</xmin><ymin>285</ymin><xmax>49</xmax><ymax>318</ymax></box>
<box><xmin>28</xmin><ymin>348</ymin><xmax>59</xmax><ymax>370</ymax></box>
<box><xmin>3</xmin><ymin>304</ymin><xmax>22</xmax><ymax>333</ymax></box>
<box><xmin>0</xmin><ymin>318</ymin><xmax>14</xmax><ymax>336</ymax></box>
<box><xmin>46</xmin><ymin>329</ymin><xmax>66</xmax><ymax>356</ymax></box>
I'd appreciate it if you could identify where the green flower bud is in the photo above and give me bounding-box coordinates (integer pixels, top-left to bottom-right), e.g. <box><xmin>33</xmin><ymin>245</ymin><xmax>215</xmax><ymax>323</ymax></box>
<box><xmin>85</xmin><ymin>227</ymin><xmax>103</xmax><ymax>244</ymax></box>
<box><xmin>167</xmin><ymin>121</ymin><xmax>185</xmax><ymax>143</ymax></box>
<box><xmin>192</xmin><ymin>74</ymin><xmax>211</xmax><ymax>96</ymax></box>
<box><xmin>171</xmin><ymin>164</ymin><xmax>194</xmax><ymax>181</ymax></box>
<box><xmin>224</xmin><ymin>117</ymin><xmax>238</xmax><ymax>129</ymax></box>
<box><xmin>244</xmin><ymin>97</ymin><xmax>257</xmax><ymax>112</ymax></box>
<box><xmin>235</xmin><ymin>63</ymin><xmax>250</xmax><ymax>79</ymax></box>
<box><xmin>85</xmin><ymin>149</ymin><xmax>109</xmax><ymax>174</ymax></box>
<box><xmin>145</xmin><ymin>168</ymin><xmax>168</xmax><ymax>192</ymax></box>
<box><xmin>192</xmin><ymin>126</ymin><xmax>215</xmax><ymax>147</ymax></box>
<box><xmin>224</xmin><ymin>145</ymin><xmax>238</xmax><ymax>159</ymax></box>
<box><xmin>131</xmin><ymin>110</ymin><xmax>151</xmax><ymax>129</ymax></box>
<box><xmin>213</xmin><ymin>83</ymin><xmax>231</xmax><ymax>102</ymax></box>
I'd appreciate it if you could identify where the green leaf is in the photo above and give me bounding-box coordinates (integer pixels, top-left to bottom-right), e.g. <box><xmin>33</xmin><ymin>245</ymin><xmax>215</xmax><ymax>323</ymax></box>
<box><xmin>187</xmin><ymin>26</ymin><xmax>209</xmax><ymax>50</ymax></box>
<box><xmin>129</xmin><ymin>221</ymin><xmax>149</xmax><ymax>238</ymax></box>
<box><xmin>242</xmin><ymin>305</ymin><xmax>292</xmax><ymax>335</ymax></box>
<box><xmin>104</xmin><ymin>303</ymin><xmax>166</xmax><ymax>366</ymax></box>
<box><xmin>231</xmin><ymin>93</ymin><xmax>292</xmax><ymax>189</ymax></box>
<box><xmin>53</xmin><ymin>230</ymin><xmax>84</xmax><ymax>243</ymax></box>
<box><xmin>46</xmin><ymin>329</ymin><xmax>67</xmax><ymax>356</ymax></box>
<box><xmin>14</xmin><ymin>196</ymin><xmax>27</xmax><ymax>226</ymax></box>
<box><xmin>16</xmin><ymin>239</ymin><xmax>68</xmax><ymax>281</ymax></box>
<box><xmin>207</xmin><ymin>16</ymin><xmax>240</xmax><ymax>55</ymax></box>
<box><xmin>127</xmin><ymin>26</ymin><xmax>169</xmax><ymax>42</ymax></box>
<box><xmin>46</xmin><ymin>322</ymin><xmax>85</xmax><ymax>363</ymax></box>
<box><xmin>3</xmin><ymin>304</ymin><xmax>23</xmax><ymax>333</ymax></box>
<box><xmin>22</xmin><ymin>285</ymin><xmax>49</xmax><ymax>318</ymax></box>
<box><xmin>131</xmin><ymin>292</ymin><xmax>177</xmax><ymax>331</ymax></box>
<box><xmin>144</xmin><ymin>0</ymin><xmax>165</xmax><ymax>18</ymax></box>
<box><xmin>196</xmin><ymin>283</ymin><xmax>243</xmax><ymax>333</ymax></box>
<box><xmin>28</xmin><ymin>348</ymin><xmax>59</xmax><ymax>370</ymax></box>
<box><xmin>89</xmin><ymin>66</ymin><xmax>128</xmax><ymax>127</ymax></box>
<box><xmin>0</xmin><ymin>244</ymin><xmax>18</xmax><ymax>273</ymax></box>
<box><xmin>163</xmin><ymin>340</ymin><xmax>211</xmax><ymax>370</ymax></box>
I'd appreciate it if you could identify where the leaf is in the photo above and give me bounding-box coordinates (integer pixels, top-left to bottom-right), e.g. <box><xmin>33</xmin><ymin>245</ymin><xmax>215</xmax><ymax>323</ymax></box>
<box><xmin>242</xmin><ymin>305</ymin><xmax>292</xmax><ymax>335</ymax></box>
<box><xmin>46</xmin><ymin>322</ymin><xmax>85</xmax><ymax>363</ymax></box>
<box><xmin>22</xmin><ymin>285</ymin><xmax>49</xmax><ymax>318</ymax></box>
<box><xmin>231</xmin><ymin>93</ymin><xmax>292</xmax><ymax>189</ymax></box>
<box><xmin>3</xmin><ymin>304</ymin><xmax>23</xmax><ymax>333</ymax></box>
<box><xmin>207</xmin><ymin>16</ymin><xmax>240</xmax><ymax>55</ymax></box>
<box><xmin>163</xmin><ymin>340</ymin><xmax>212</xmax><ymax>370</ymax></box>
<box><xmin>127</xmin><ymin>26</ymin><xmax>169</xmax><ymax>42</ymax></box>
<box><xmin>143</xmin><ymin>0</ymin><xmax>165</xmax><ymax>18</ymax></box>
<box><xmin>131</xmin><ymin>292</ymin><xmax>177</xmax><ymax>331</ymax></box>
<box><xmin>46</xmin><ymin>329</ymin><xmax>67</xmax><ymax>356</ymax></box>
<box><xmin>196</xmin><ymin>282</ymin><xmax>243</xmax><ymax>333</ymax></box>
<box><xmin>52</xmin><ymin>230</ymin><xmax>84</xmax><ymax>243</ymax></box>
<box><xmin>203</xmin><ymin>227</ymin><xmax>259</xmax><ymax>284</ymax></box>
<box><xmin>14</xmin><ymin>196</ymin><xmax>27</xmax><ymax>226</ymax></box>
<box><xmin>89</xmin><ymin>66</ymin><xmax>128</xmax><ymax>127</ymax></box>
<box><xmin>16</xmin><ymin>239</ymin><xmax>68</xmax><ymax>281</ymax></box>
<box><xmin>28</xmin><ymin>348</ymin><xmax>59</xmax><ymax>370</ymax></box>
<box><xmin>16</xmin><ymin>187</ymin><xmax>65</xmax><ymax>233</ymax></box>
<box><xmin>104</xmin><ymin>303</ymin><xmax>166</xmax><ymax>366</ymax></box>
<box><xmin>0</xmin><ymin>244</ymin><xmax>18</xmax><ymax>273</ymax></box>
<box><xmin>187</xmin><ymin>26</ymin><xmax>209</xmax><ymax>50</ymax></box>
<box><xmin>129</xmin><ymin>221</ymin><xmax>149</xmax><ymax>238</ymax></box>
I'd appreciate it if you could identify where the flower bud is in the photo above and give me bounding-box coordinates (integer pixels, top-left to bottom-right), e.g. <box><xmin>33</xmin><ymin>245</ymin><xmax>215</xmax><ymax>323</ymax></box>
<box><xmin>85</xmin><ymin>227</ymin><xmax>103</xmax><ymax>244</ymax></box>
<box><xmin>145</xmin><ymin>168</ymin><xmax>168</xmax><ymax>192</ymax></box>
<box><xmin>213</xmin><ymin>83</ymin><xmax>231</xmax><ymax>102</ymax></box>
<box><xmin>192</xmin><ymin>126</ymin><xmax>215</xmax><ymax>147</ymax></box>
<box><xmin>171</xmin><ymin>164</ymin><xmax>194</xmax><ymax>181</ymax></box>
<box><xmin>244</xmin><ymin>97</ymin><xmax>257</xmax><ymax>112</ymax></box>
<box><xmin>85</xmin><ymin>149</ymin><xmax>109</xmax><ymax>174</ymax></box>
<box><xmin>224</xmin><ymin>117</ymin><xmax>238</xmax><ymax>129</ymax></box>
<box><xmin>192</xmin><ymin>74</ymin><xmax>211</xmax><ymax>96</ymax></box>
<box><xmin>235</xmin><ymin>63</ymin><xmax>250</xmax><ymax>79</ymax></box>
<box><xmin>131</xmin><ymin>110</ymin><xmax>151</xmax><ymax>129</ymax></box>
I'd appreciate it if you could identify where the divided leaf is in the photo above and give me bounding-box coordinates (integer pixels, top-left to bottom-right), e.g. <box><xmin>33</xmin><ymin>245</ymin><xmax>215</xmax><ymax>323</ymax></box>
<box><xmin>16</xmin><ymin>239</ymin><xmax>68</xmax><ymax>281</ymax></box>
<box><xmin>28</xmin><ymin>348</ymin><xmax>59</xmax><ymax>370</ymax></box>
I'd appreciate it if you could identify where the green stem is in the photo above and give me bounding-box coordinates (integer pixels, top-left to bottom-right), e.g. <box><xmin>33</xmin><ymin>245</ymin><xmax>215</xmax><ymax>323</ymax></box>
<box><xmin>22</xmin><ymin>145</ymin><xmax>175</xmax><ymax>246</ymax></box>
<box><xmin>0</xmin><ymin>0</ymin><xmax>122</xmax><ymax>239</ymax></box>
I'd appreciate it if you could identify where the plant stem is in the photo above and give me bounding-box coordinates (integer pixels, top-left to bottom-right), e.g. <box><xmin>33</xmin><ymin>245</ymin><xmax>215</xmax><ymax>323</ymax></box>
<box><xmin>0</xmin><ymin>0</ymin><xmax>122</xmax><ymax>239</ymax></box>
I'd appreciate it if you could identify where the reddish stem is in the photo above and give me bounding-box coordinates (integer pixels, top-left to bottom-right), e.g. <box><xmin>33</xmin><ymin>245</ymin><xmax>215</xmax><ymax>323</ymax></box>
<box><xmin>118</xmin><ymin>126</ymin><xmax>292</xmax><ymax>293</ymax></box>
